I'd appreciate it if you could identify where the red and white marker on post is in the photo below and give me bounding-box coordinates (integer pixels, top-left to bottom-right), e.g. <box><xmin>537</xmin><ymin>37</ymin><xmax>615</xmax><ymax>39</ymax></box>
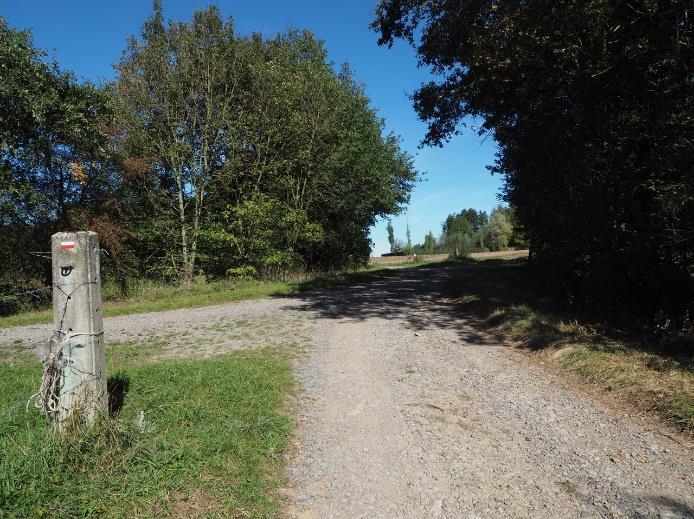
<box><xmin>48</xmin><ymin>231</ymin><xmax>107</xmax><ymax>429</ymax></box>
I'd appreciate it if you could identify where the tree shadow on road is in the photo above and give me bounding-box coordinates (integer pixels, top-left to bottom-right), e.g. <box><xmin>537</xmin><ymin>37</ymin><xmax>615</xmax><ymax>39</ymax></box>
<box><xmin>286</xmin><ymin>257</ymin><xmax>694</xmax><ymax>433</ymax></box>
<box><xmin>288</xmin><ymin>258</ymin><xmax>692</xmax><ymax>361</ymax></box>
<box><xmin>286</xmin><ymin>261</ymin><xmax>500</xmax><ymax>346</ymax></box>
<box><xmin>286</xmin><ymin>259</ymin><xmax>569</xmax><ymax>346</ymax></box>
<box><xmin>643</xmin><ymin>495</ymin><xmax>694</xmax><ymax>519</ymax></box>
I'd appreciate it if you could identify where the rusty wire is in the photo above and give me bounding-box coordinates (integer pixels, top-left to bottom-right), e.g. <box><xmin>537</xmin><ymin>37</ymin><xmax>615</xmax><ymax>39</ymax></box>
<box><xmin>26</xmin><ymin>280</ymin><xmax>102</xmax><ymax>422</ymax></box>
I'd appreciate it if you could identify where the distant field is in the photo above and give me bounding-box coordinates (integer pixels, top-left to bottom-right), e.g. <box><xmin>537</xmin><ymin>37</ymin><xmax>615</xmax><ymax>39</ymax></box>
<box><xmin>469</xmin><ymin>249</ymin><xmax>529</xmax><ymax>260</ymax></box>
<box><xmin>369</xmin><ymin>249</ymin><xmax>529</xmax><ymax>265</ymax></box>
<box><xmin>369</xmin><ymin>253</ymin><xmax>449</xmax><ymax>265</ymax></box>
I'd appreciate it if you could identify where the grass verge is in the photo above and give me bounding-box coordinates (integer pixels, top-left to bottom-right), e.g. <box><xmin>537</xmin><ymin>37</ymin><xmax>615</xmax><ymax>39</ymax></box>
<box><xmin>445</xmin><ymin>257</ymin><xmax>694</xmax><ymax>435</ymax></box>
<box><xmin>0</xmin><ymin>345</ymin><xmax>293</xmax><ymax>518</ymax></box>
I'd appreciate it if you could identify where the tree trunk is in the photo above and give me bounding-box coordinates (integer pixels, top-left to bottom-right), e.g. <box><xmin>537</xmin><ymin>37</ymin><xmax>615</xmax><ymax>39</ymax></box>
<box><xmin>175</xmin><ymin>168</ymin><xmax>191</xmax><ymax>286</ymax></box>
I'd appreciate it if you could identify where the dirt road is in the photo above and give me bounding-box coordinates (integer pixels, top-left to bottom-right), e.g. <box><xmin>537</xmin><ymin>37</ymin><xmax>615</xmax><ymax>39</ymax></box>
<box><xmin>285</xmin><ymin>266</ymin><xmax>693</xmax><ymax>518</ymax></box>
<box><xmin>2</xmin><ymin>265</ymin><xmax>693</xmax><ymax>518</ymax></box>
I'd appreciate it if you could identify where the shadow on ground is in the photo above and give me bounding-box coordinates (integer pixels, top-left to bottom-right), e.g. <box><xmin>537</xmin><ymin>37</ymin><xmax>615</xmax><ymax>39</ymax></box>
<box><xmin>289</xmin><ymin>259</ymin><xmax>692</xmax><ymax>362</ymax></box>
<box><xmin>107</xmin><ymin>374</ymin><xmax>130</xmax><ymax>416</ymax></box>
<box><xmin>285</xmin><ymin>259</ymin><xmax>694</xmax><ymax>513</ymax></box>
<box><xmin>289</xmin><ymin>259</ymin><xmax>693</xmax><ymax>431</ymax></box>
<box><xmin>287</xmin><ymin>259</ymin><xmax>568</xmax><ymax>348</ymax></box>
<box><xmin>644</xmin><ymin>495</ymin><xmax>694</xmax><ymax>519</ymax></box>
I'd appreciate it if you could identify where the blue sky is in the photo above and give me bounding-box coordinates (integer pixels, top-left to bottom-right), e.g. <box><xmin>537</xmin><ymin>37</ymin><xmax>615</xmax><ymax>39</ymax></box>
<box><xmin>3</xmin><ymin>0</ymin><xmax>503</xmax><ymax>255</ymax></box>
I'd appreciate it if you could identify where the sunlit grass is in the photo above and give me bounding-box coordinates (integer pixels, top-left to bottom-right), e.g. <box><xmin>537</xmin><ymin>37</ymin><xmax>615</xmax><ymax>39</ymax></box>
<box><xmin>0</xmin><ymin>268</ymin><xmax>400</xmax><ymax>329</ymax></box>
<box><xmin>0</xmin><ymin>346</ymin><xmax>293</xmax><ymax>517</ymax></box>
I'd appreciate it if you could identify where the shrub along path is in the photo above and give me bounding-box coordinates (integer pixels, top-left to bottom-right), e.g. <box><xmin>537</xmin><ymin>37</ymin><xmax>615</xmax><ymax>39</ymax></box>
<box><xmin>1</xmin><ymin>260</ymin><xmax>692</xmax><ymax>517</ymax></box>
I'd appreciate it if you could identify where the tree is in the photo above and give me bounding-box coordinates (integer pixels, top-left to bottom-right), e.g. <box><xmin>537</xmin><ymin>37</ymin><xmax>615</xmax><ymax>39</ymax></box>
<box><xmin>373</xmin><ymin>1</ymin><xmax>693</xmax><ymax>329</ymax></box>
<box><xmin>116</xmin><ymin>2</ymin><xmax>239</xmax><ymax>284</ymax></box>
<box><xmin>386</xmin><ymin>220</ymin><xmax>395</xmax><ymax>253</ymax></box>
<box><xmin>405</xmin><ymin>219</ymin><xmax>412</xmax><ymax>254</ymax></box>
<box><xmin>0</xmin><ymin>4</ymin><xmax>418</xmax><ymax>313</ymax></box>
<box><xmin>117</xmin><ymin>5</ymin><xmax>416</xmax><ymax>280</ymax></box>
<box><xmin>0</xmin><ymin>17</ymin><xmax>116</xmax><ymax>313</ymax></box>
<box><xmin>441</xmin><ymin>209</ymin><xmax>475</xmax><ymax>254</ymax></box>
<box><xmin>487</xmin><ymin>206</ymin><xmax>513</xmax><ymax>251</ymax></box>
<box><xmin>442</xmin><ymin>211</ymin><xmax>473</xmax><ymax>237</ymax></box>
<box><xmin>423</xmin><ymin>231</ymin><xmax>436</xmax><ymax>253</ymax></box>
<box><xmin>204</xmin><ymin>30</ymin><xmax>417</xmax><ymax>273</ymax></box>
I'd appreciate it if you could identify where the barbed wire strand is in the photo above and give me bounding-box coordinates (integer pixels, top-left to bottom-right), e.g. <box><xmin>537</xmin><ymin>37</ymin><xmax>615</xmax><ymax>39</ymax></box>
<box><xmin>26</xmin><ymin>280</ymin><xmax>102</xmax><ymax>423</ymax></box>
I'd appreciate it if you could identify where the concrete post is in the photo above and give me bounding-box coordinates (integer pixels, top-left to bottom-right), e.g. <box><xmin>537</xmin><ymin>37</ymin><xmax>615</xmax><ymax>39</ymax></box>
<box><xmin>51</xmin><ymin>231</ymin><xmax>107</xmax><ymax>428</ymax></box>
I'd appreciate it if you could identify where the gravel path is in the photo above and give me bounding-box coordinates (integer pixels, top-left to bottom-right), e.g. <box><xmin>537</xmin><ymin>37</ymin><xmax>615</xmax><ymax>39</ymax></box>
<box><xmin>2</xmin><ymin>266</ymin><xmax>693</xmax><ymax>518</ymax></box>
<box><xmin>283</xmin><ymin>266</ymin><xmax>694</xmax><ymax>518</ymax></box>
<box><xmin>0</xmin><ymin>298</ymin><xmax>309</xmax><ymax>360</ymax></box>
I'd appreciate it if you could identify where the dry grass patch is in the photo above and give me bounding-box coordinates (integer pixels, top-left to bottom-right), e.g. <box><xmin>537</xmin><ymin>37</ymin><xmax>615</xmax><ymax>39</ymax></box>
<box><xmin>554</xmin><ymin>344</ymin><xmax>693</xmax><ymax>434</ymax></box>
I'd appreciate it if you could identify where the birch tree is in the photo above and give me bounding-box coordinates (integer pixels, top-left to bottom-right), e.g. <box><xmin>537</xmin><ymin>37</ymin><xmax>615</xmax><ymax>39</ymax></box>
<box><xmin>116</xmin><ymin>2</ymin><xmax>239</xmax><ymax>284</ymax></box>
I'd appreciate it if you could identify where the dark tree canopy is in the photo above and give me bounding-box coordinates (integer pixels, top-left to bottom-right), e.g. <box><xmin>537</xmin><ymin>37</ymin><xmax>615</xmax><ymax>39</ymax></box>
<box><xmin>374</xmin><ymin>0</ymin><xmax>693</xmax><ymax>332</ymax></box>
<box><xmin>0</xmin><ymin>18</ymin><xmax>117</xmax><ymax>314</ymax></box>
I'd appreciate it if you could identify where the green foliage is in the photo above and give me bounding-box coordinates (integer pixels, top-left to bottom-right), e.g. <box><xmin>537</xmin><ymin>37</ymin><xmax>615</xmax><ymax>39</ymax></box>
<box><xmin>208</xmin><ymin>195</ymin><xmax>323</xmax><ymax>279</ymax></box>
<box><xmin>487</xmin><ymin>207</ymin><xmax>513</xmax><ymax>251</ymax></box>
<box><xmin>374</xmin><ymin>0</ymin><xmax>694</xmax><ymax>332</ymax></box>
<box><xmin>1</xmin><ymin>4</ymin><xmax>416</xmax><ymax>311</ymax></box>
<box><xmin>226</xmin><ymin>265</ymin><xmax>259</xmax><ymax>281</ymax></box>
<box><xmin>0</xmin><ymin>350</ymin><xmax>293</xmax><ymax>517</ymax></box>
<box><xmin>386</xmin><ymin>220</ymin><xmax>395</xmax><ymax>252</ymax></box>
<box><xmin>423</xmin><ymin>231</ymin><xmax>436</xmax><ymax>253</ymax></box>
<box><xmin>113</xmin><ymin>6</ymin><xmax>416</xmax><ymax>282</ymax></box>
<box><xmin>412</xmin><ymin>205</ymin><xmax>517</xmax><ymax>256</ymax></box>
<box><xmin>116</xmin><ymin>5</ymin><xmax>240</xmax><ymax>284</ymax></box>
<box><xmin>0</xmin><ymin>18</ymin><xmax>119</xmax><ymax>310</ymax></box>
<box><xmin>206</xmin><ymin>31</ymin><xmax>416</xmax><ymax>272</ymax></box>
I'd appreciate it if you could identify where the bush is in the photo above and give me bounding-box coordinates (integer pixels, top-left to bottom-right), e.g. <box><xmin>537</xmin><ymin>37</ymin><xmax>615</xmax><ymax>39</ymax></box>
<box><xmin>0</xmin><ymin>281</ymin><xmax>51</xmax><ymax>316</ymax></box>
<box><xmin>226</xmin><ymin>265</ymin><xmax>258</xmax><ymax>281</ymax></box>
<box><xmin>0</xmin><ymin>295</ymin><xmax>20</xmax><ymax>317</ymax></box>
